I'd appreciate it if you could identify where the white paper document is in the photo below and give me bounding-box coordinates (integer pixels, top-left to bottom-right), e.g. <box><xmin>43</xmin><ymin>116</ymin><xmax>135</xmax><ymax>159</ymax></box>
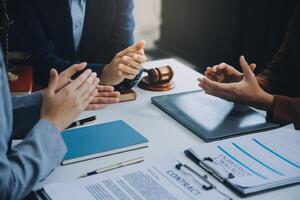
<box><xmin>189</xmin><ymin>125</ymin><xmax>300</xmax><ymax>193</ymax></box>
<box><xmin>43</xmin><ymin>159</ymin><xmax>230</xmax><ymax>200</ymax></box>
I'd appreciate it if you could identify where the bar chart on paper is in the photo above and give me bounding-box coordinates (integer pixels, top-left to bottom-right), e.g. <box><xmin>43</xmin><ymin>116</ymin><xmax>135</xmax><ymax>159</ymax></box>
<box><xmin>189</xmin><ymin>125</ymin><xmax>300</xmax><ymax>195</ymax></box>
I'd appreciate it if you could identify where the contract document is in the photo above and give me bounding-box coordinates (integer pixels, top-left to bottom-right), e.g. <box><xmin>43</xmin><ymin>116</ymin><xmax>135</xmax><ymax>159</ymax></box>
<box><xmin>42</xmin><ymin>159</ymin><xmax>230</xmax><ymax>200</ymax></box>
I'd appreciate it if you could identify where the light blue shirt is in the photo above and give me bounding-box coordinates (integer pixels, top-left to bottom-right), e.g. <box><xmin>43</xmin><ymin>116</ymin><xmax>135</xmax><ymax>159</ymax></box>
<box><xmin>0</xmin><ymin>49</ymin><xmax>67</xmax><ymax>199</ymax></box>
<box><xmin>69</xmin><ymin>0</ymin><xmax>86</xmax><ymax>52</ymax></box>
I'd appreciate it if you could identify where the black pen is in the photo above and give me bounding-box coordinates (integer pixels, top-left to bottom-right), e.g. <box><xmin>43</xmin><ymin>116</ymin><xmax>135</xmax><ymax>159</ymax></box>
<box><xmin>67</xmin><ymin>116</ymin><xmax>97</xmax><ymax>129</ymax></box>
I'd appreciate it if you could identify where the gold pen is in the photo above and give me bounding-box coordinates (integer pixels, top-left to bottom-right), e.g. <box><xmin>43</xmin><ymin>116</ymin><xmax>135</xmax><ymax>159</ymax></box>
<box><xmin>79</xmin><ymin>157</ymin><xmax>144</xmax><ymax>178</ymax></box>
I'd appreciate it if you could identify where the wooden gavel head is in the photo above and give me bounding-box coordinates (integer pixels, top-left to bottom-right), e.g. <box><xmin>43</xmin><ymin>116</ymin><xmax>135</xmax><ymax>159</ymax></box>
<box><xmin>145</xmin><ymin>65</ymin><xmax>174</xmax><ymax>84</ymax></box>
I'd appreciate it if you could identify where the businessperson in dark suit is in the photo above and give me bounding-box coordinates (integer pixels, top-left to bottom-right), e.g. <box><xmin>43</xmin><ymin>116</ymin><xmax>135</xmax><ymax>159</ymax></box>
<box><xmin>15</xmin><ymin>0</ymin><xmax>147</xmax><ymax>88</ymax></box>
<box><xmin>0</xmin><ymin>46</ymin><xmax>120</xmax><ymax>199</ymax></box>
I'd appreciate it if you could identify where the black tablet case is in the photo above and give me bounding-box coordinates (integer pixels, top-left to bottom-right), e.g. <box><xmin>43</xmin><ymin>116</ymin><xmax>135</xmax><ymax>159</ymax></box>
<box><xmin>152</xmin><ymin>91</ymin><xmax>279</xmax><ymax>142</ymax></box>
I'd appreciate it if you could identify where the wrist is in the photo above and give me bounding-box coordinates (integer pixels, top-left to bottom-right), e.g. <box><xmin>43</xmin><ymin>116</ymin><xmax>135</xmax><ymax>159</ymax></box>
<box><xmin>41</xmin><ymin>115</ymin><xmax>64</xmax><ymax>131</ymax></box>
<box><xmin>258</xmin><ymin>91</ymin><xmax>274</xmax><ymax>111</ymax></box>
<box><xmin>100</xmin><ymin>65</ymin><xmax>111</xmax><ymax>85</ymax></box>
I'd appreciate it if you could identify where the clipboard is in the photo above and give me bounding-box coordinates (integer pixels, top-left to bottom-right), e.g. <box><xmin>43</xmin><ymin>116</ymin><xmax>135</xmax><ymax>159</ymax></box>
<box><xmin>184</xmin><ymin>126</ymin><xmax>300</xmax><ymax>197</ymax></box>
<box><xmin>184</xmin><ymin>149</ymin><xmax>300</xmax><ymax>197</ymax></box>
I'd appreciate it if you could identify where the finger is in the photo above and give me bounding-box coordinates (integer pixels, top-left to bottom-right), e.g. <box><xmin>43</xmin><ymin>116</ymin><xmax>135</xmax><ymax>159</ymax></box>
<box><xmin>78</xmin><ymin>75</ymin><xmax>98</xmax><ymax>98</ymax></box>
<box><xmin>122</xmin><ymin>56</ymin><xmax>143</xmax><ymax>69</ymax></box>
<box><xmin>135</xmin><ymin>40</ymin><xmax>146</xmax><ymax>49</ymax></box>
<box><xmin>123</xmin><ymin>74</ymin><xmax>137</xmax><ymax>80</ymax></box>
<box><xmin>212</xmin><ymin>65</ymin><xmax>219</xmax><ymax>73</ymax></box>
<box><xmin>199</xmin><ymin>77</ymin><xmax>231</xmax><ymax>93</ymax></box>
<box><xmin>117</xmin><ymin>42</ymin><xmax>144</xmax><ymax>57</ymax></box>
<box><xmin>250</xmin><ymin>63</ymin><xmax>257</xmax><ymax>71</ymax></box>
<box><xmin>83</xmin><ymin>90</ymin><xmax>98</xmax><ymax>110</ymax></box>
<box><xmin>204</xmin><ymin>71</ymin><xmax>216</xmax><ymax>81</ymax></box>
<box><xmin>95</xmin><ymin>91</ymin><xmax>120</xmax><ymax>98</ymax></box>
<box><xmin>127</xmin><ymin>53</ymin><xmax>147</xmax><ymax>64</ymax></box>
<box><xmin>199</xmin><ymin>79</ymin><xmax>235</xmax><ymax>101</ymax></box>
<box><xmin>65</xmin><ymin>62</ymin><xmax>87</xmax><ymax>77</ymax></box>
<box><xmin>119</xmin><ymin>63</ymin><xmax>139</xmax><ymax>76</ymax></box>
<box><xmin>47</xmin><ymin>69</ymin><xmax>59</xmax><ymax>95</ymax></box>
<box><xmin>91</xmin><ymin>96</ymin><xmax>120</xmax><ymax>104</ymax></box>
<box><xmin>240</xmin><ymin>56</ymin><xmax>254</xmax><ymax>80</ymax></box>
<box><xmin>96</xmin><ymin>85</ymin><xmax>115</xmax><ymax>92</ymax></box>
<box><xmin>218</xmin><ymin>63</ymin><xmax>227</xmax><ymax>70</ymax></box>
<box><xmin>86</xmin><ymin>104</ymin><xmax>107</xmax><ymax>111</ymax></box>
<box><xmin>68</xmin><ymin>69</ymin><xmax>92</xmax><ymax>90</ymax></box>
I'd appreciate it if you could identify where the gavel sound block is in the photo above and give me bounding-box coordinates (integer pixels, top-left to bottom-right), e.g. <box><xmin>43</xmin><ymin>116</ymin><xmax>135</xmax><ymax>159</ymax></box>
<box><xmin>138</xmin><ymin>66</ymin><xmax>175</xmax><ymax>91</ymax></box>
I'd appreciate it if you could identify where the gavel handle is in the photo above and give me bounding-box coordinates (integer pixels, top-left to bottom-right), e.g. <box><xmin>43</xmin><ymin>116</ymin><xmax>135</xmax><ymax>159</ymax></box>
<box><xmin>143</xmin><ymin>68</ymin><xmax>150</xmax><ymax>73</ymax></box>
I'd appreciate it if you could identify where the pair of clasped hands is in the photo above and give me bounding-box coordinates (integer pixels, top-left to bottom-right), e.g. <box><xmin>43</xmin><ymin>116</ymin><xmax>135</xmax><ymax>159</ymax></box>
<box><xmin>41</xmin><ymin>41</ymin><xmax>147</xmax><ymax>131</ymax></box>
<box><xmin>198</xmin><ymin>56</ymin><xmax>274</xmax><ymax>111</ymax></box>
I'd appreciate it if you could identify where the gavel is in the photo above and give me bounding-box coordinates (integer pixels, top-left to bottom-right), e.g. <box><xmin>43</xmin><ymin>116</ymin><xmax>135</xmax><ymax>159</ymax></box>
<box><xmin>144</xmin><ymin>66</ymin><xmax>174</xmax><ymax>84</ymax></box>
<box><xmin>138</xmin><ymin>65</ymin><xmax>175</xmax><ymax>91</ymax></box>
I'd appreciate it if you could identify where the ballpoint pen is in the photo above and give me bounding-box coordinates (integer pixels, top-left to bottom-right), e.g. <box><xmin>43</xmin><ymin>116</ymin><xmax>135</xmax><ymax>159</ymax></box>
<box><xmin>67</xmin><ymin>116</ymin><xmax>97</xmax><ymax>129</ymax></box>
<box><xmin>79</xmin><ymin>157</ymin><xmax>144</xmax><ymax>178</ymax></box>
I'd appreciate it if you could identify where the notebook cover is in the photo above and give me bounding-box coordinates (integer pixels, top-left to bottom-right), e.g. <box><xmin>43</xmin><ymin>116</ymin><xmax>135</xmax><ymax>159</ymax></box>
<box><xmin>62</xmin><ymin>120</ymin><xmax>148</xmax><ymax>165</ymax></box>
<box><xmin>119</xmin><ymin>89</ymin><xmax>137</xmax><ymax>102</ymax></box>
<box><xmin>152</xmin><ymin>91</ymin><xmax>279</xmax><ymax>142</ymax></box>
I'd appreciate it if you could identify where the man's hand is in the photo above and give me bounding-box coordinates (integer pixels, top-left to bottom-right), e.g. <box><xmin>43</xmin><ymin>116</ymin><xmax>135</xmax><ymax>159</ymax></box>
<box><xmin>100</xmin><ymin>40</ymin><xmax>147</xmax><ymax>86</ymax></box>
<box><xmin>198</xmin><ymin>56</ymin><xmax>274</xmax><ymax>111</ymax></box>
<box><xmin>86</xmin><ymin>85</ymin><xmax>120</xmax><ymax>110</ymax></box>
<box><xmin>41</xmin><ymin>69</ymin><xmax>99</xmax><ymax>131</ymax></box>
<box><xmin>204</xmin><ymin>61</ymin><xmax>256</xmax><ymax>83</ymax></box>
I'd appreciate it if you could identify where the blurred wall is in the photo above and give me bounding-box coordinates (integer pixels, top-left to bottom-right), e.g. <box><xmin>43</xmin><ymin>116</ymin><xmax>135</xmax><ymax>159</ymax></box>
<box><xmin>133</xmin><ymin>0</ymin><xmax>161</xmax><ymax>49</ymax></box>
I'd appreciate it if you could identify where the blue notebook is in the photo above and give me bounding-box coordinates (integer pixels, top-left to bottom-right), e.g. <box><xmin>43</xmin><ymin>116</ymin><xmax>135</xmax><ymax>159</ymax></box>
<box><xmin>61</xmin><ymin>120</ymin><xmax>149</xmax><ymax>165</ymax></box>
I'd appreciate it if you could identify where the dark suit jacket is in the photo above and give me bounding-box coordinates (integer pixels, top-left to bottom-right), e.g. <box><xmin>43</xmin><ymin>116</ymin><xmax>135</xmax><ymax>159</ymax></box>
<box><xmin>15</xmin><ymin>0</ymin><xmax>141</xmax><ymax>89</ymax></box>
<box><xmin>257</xmin><ymin>3</ymin><xmax>300</xmax><ymax>129</ymax></box>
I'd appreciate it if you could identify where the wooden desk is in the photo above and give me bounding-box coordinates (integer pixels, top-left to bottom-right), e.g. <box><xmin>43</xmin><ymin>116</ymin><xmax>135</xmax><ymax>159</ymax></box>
<box><xmin>9</xmin><ymin>65</ymin><xmax>33</xmax><ymax>96</ymax></box>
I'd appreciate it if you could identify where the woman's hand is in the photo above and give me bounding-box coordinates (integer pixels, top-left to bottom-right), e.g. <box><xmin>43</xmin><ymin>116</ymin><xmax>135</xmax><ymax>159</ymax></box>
<box><xmin>100</xmin><ymin>40</ymin><xmax>147</xmax><ymax>86</ymax></box>
<box><xmin>198</xmin><ymin>56</ymin><xmax>274</xmax><ymax>111</ymax></box>
<box><xmin>41</xmin><ymin>69</ymin><xmax>99</xmax><ymax>131</ymax></box>
<box><xmin>204</xmin><ymin>61</ymin><xmax>256</xmax><ymax>83</ymax></box>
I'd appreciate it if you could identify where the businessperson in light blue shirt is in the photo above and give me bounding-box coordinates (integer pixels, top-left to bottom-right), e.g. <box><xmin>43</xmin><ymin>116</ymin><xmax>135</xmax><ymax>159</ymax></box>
<box><xmin>17</xmin><ymin>0</ymin><xmax>147</xmax><ymax>90</ymax></box>
<box><xmin>69</xmin><ymin>0</ymin><xmax>86</xmax><ymax>52</ymax></box>
<box><xmin>0</xmin><ymin>46</ymin><xmax>120</xmax><ymax>199</ymax></box>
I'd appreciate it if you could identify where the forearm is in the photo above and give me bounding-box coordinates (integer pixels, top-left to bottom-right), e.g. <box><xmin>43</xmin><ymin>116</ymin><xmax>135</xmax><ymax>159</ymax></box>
<box><xmin>267</xmin><ymin>95</ymin><xmax>300</xmax><ymax>129</ymax></box>
<box><xmin>36</xmin><ymin>54</ymin><xmax>107</xmax><ymax>87</ymax></box>
<box><xmin>12</xmin><ymin>92</ymin><xmax>42</xmax><ymax>110</ymax></box>
<box><xmin>0</xmin><ymin>119</ymin><xmax>67</xmax><ymax>200</ymax></box>
<box><xmin>12</xmin><ymin>93</ymin><xmax>42</xmax><ymax>139</ymax></box>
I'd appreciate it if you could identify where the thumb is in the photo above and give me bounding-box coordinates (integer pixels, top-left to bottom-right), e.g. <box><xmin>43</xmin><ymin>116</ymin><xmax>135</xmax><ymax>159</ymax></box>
<box><xmin>65</xmin><ymin>62</ymin><xmax>87</xmax><ymax>77</ymax></box>
<box><xmin>47</xmin><ymin>69</ymin><xmax>59</xmax><ymax>94</ymax></box>
<box><xmin>135</xmin><ymin>40</ymin><xmax>146</xmax><ymax>49</ymax></box>
<box><xmin>240</xmin><ymin>56</ymin><xmax>254</xmax><ymax>80</ymax></box>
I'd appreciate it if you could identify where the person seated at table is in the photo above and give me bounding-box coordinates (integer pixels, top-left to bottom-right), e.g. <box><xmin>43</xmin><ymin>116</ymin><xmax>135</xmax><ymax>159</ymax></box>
<box><xmin>0</xmin><ymin>47</ymin><xmax>120</xmax><ymax>200</ymax></box>
<box><xmin>15</xmin><ymin>0</ymin><xmax>147</xmax><ymax>89</ymax></box>
<box><xmin>198</xmin><ymin>4</ymin><xmax>300</xmax><ymax>129</ymax></box>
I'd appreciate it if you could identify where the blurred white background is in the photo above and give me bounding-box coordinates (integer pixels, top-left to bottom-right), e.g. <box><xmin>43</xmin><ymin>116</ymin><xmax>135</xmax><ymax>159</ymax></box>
<box><xmin>133</xmin><ymin>0</ymin><xmax>161</xmax><ymax>49</ymax></box>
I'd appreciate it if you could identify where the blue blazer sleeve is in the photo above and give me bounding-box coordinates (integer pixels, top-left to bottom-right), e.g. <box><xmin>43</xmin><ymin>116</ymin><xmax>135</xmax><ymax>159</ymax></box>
<box><xmin>0</xmin><ymin>119</ymin><xmax>67</xmax><ymax>200</ymax></box>
<box><xmin>110</xmin><ymin>0</ymin><xmax>135</xmax><ymax>54</ymax></box>
<box><xmin>111</xmin><ymin>0</ymin><xmax>142</xmax><ymax>90</ymax></box>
